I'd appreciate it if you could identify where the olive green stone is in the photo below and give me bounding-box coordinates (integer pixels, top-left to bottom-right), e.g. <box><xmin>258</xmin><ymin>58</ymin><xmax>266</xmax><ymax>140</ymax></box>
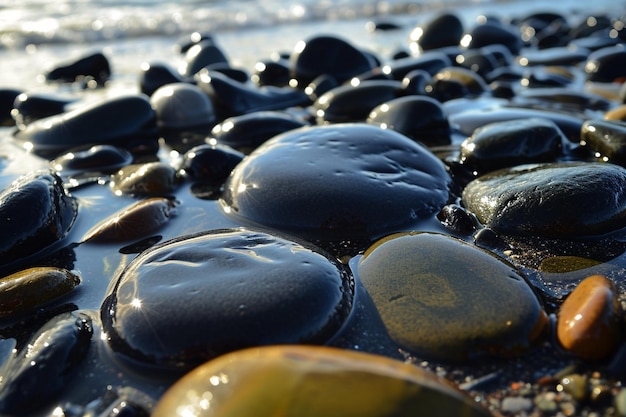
<box><xmin>357</xmin><ymin>232</ymin><xmax>548</xmax><ymax>361</ymax></box>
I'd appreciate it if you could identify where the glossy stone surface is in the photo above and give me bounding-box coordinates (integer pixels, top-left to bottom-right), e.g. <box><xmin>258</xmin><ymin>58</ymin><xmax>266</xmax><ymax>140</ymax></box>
<box><xmin>289</xmin><ymin>34</ymin><xmax>378</xmax><ymax>87</ymax></box>
<box><xmin>11</xmin><ymin>92</ymin><xmax>75</xmax><ymax>128</ymax></box>
<box><xmin>0</xmin><ymin>170</ymin><xmax>77</xmax><ymax>270</ymax></box>
<box><xmin>101</xmin><ymin>228</ymin><xmax>353</xmax><ymax>370</ymax></box>
<box><xmin>138</xmin><ymin>62</ymin><xmax>188</xmax><ymax>96</ymax></box>
<box><xmin>82</xmin><ymin>197</ymin><xmax>177</xmax><ymax>242</ymax></box>
<box><xmin>221</xmin><ymin>123</ymin><xmax>451</xmax><ymax>241</ymax></box>
<box><xmin>195</xmin><ymin>70</ymin><xmax>309</xmax><ymax>119</ymax></box>
<box><xmin>210</xmin><ymin>111</ymin><xmax>307</xmax><ymax>153</ymax></box>
<box><xmin>152</xmin><ymin>345</ymin><xmax>495</xmax><ymax>417</ymax></box>
<box><xmin>50</xmin><ymin>144</ymin><xmax>133</xmax><ymax>174</ymax></box>
<box><xmin>178</xmin><ymin>39</ymin><xmax>229</xmax><ymax>77</ymax></box>
<box><xmin>110</xmin><ymin>162</ymin><xmax>181</xmax><ymax>197</ymax></box>
<box><xmin>314</xmin><ymin>80</ymin><xmax>403</xmax><ymax>123</ymax></box>
<box><xmin>0</xmin><ymin>267</ymin><xmax>80</xmax><ymax>318</ymax></box>
<box><xmin>357</xmin><ymin>232</ymin><xmax>548</xmax><ymax>361</ymax></box>
<box><xmin>410</xmin><ymin>13</ymin><xmax>464</xmax><ymax>51</ymax></box>
<box><xmin>557</xmin><ymin>275</ymin><xmax>622</xmax><ymax>360</ymax></box>
<box><xmin>462</xmin><ymin>162</ymin><xmax>626</xmax><ymax>237</ymax></box>
<box><xmin>465</xmin><ymin>20</ymin><xmax>523</xmax><ymax>55</ymax></box>
<box><xmin>581</xmin><ymin>119</ymin><xmax>626</xmax><ymax>165</ymax></box>
<box><xmin>0</xmin><ymin>88</ymin><xmax>22</xmax><ymax>126</ymax></box>
<box><xmin>150</xmin><ymin>82</ymin><xmax>216</xmax><ymax>130</ymax></box>
<box><xmin>13</xmin><ymin>94</ymin><xmax>157</xmax><ymax>158</ymax></box>
<box><xmin>460</xmin><ymin>118</ymin><xmax>564</xmax><ymax>174</ymax></box>
<box><xmin>584</xmin><ymin>46</ymin><xmax>626</xmax><ymax>83</ymax></box>
<box><xmin>45</xmin><ymin>52</ymin><xmax>111</xmax><ymax>85</ymax></box>
<box><xmin>181</xmin><ymin>143</ymin><xmax>244</xmax><ymax>183</ymax></box>
<box><xmin>0</xmin><ymin>311</ymin><xmax>93</xmax><ymax>415</ymax></box>
<box><xmin>367</xmin><ymin>95</ymin><xmax>450</xmax><ymax>146</ymax></box>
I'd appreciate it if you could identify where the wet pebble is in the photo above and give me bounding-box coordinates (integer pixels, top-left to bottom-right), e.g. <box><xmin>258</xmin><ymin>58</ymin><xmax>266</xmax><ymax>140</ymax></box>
<box><xmin>0</xmin><ymin>311</ymin><xmax>93</xmax><ymax>415</ymax></box>
<box><xmin>81</xmin><ymin>197</ymin><xmax>177</xmax><ymax>243</ymax></box>
<box><xmin>465</xmin><ymin>19</ymin><xmax>523</xmax><ymax>55</ymax></box>
<box><xmin>459</xmin><ymin>117</ymin><xmax>564</xmax><ymax>174</ymax></box>
<box><xmin>220</xmin><ymin>123</ymin><xmax>451</xmax><ymax>241</ymax></box>
<box><xmin>50</xmin><ymin>144</ymin><xmax>133</xmax><ymax>174</ymax></box>
<box><xmin>409</xmin><ymin>12</ymin><xmax>464</xmax><ymax>52</ymax></box>
<box><xmin>100</xmin><ymin>228</ymin><xmax>354</xmax><ymax>370</ymax></box>
<box><xmin>178</xmin><ymin>39</ymin><xmax>229</xmax><ymax>78</ymax></box>
<box><xmin>0</xmin><ymin>88</ymin><xmax>22</xmax><ymax>126</ymax></box>
<box><xmin>138</xmin><ymin>62</ymin><xmax>188</xmax><ymax>97</ymax></box>
<box><xmin>109</xmin><ymin>161</ymin><xmax>181</xmax><ymax>197</ymax></box>
<box><xmin>45</xmin><ymin>52</ymin><xmax>111</xmax><ymax>86</ymax></box>
<box><xmin>0</xmin><ymin>170</ymin><xmax>77</xmax><ymax>270</ymax></box>
<box><xmin>209</xmin><ymin>110</ymin><xmax>307</xmax><ymax>153</ymax></box>
<box><xmin>150</xmin><ymin>82</ymin><xmax>216</xmax><ymax>131</ymax></box>
<box><xmin>557</xmin><ymin>274</ymin><xmax>623</xmax><ymax>360</ymax></box>
<box><xmin>0</xmin><ymin>267</ymin><xmax>80</xmax><ymax>318</ymax></box>
<box><xmin>11</xmin><ymin>92</ymin><xmax>75</xmax><ymax>128</ymax></box>
<box><xmin>181</xmin><ymin>143</ymin><xmax>244</xmax><ymax>183</ymax></box>
<box><xmin>152</xmin><ymin>345</ymin><xmax>496</xmax><ymax>417</ymax></box>
<box><xmin>462</xmin><ymin>162</ymin><xmax>626</xmax><ymax>237</ymax></box>
<box><xmin>584</xmin><ymin>45</ymin><xmax>626</xmax><ymax>83</ymax></box>
<box><xmin>12</xmin><ymin>94</ymin><xmax>158</xmax><ymax>158</ymax></box>
<box><xmin>289</xmin><ymin>34</ymin><xmax>378</xmax><ymax>87</ymax></box>
<box><xmin>367</xmin><ymin>95</ymin><xmax>450</xmax><ymax>146</ymax></box>
<box><xmin>581</xmin><ymin>119</ymin><xmax>626</xmax><ymax>165</ymax></box>
<box><xmin>314</xmin><ymin>80</ymin><xmax>403</xmax><ymax>124</ymax></box>
<box><xmin>357</xmin><ymin>232</ymin><xmax>548</xmax><ymax>361</ymax></box>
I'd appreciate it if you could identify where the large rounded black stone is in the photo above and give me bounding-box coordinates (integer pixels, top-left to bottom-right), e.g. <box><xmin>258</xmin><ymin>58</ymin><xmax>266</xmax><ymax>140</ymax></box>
<box><xmin>220</xmin><ymin>123</ymin><xmax>451</xmax><ymax>241</ymax></box>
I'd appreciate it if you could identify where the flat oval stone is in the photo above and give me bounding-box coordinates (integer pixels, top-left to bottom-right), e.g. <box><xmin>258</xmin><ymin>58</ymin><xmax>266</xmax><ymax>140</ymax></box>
<box><xmin>557</xmin><ymin>275</ymin><xmax>622</xmax><ymax>360</ymax></box>
<box><xmin>152</xmin><ymin>345</ymin><xmax>496</xmax><ymax>417</ymax></box>
<box><xmin>13</xmin><ymin>94</ymin><xmax>157</xmax><ymax>158</ymax></box>
<box><xmin>110</xmin><ymin>162</ymin><xmax>181</xmax><ymax>197</ymax></box>
<box><xmin>462</xmin><ymin>162</ymin><xmax>626</xmax><ymax>237</ymax></box>
<box><xmin>410</xmin><ymin>13</ymin><xmax>464</xmax><ymax>51</ymax></box>
<box><xmin>50</xmin><ymin>144</ymin><xmax>133</xmax><ymax>174</ymax></box>
<box><xmin>367</xmin><ymin>95</ymin><xmax>450</xmax><ymax>146</ymax></box>
<box><xmin>460</xmin><ymin>118</ymin><xmax>564</xmax><ymax>174</ymax></box>
<box><xmin>150</xmin><ymin>82</ymin><xmax>216</xmax><ymax>130</ymax></box>
<box><xmin>466</xmin><ymin>20</ymin><xmax>523</xmax><ymax>55</ymax></box>
<box><xmin>357</xmin><ymin>232</ymin><xmax>548</xmax><ymax>361</ymax></box>
<box><xmin>178</xmin><ymin>39</ymin><xmax>229</xmax><ymax>77</ymax></box>
<box><xmin>584</xmin><ymin>45</ymin><xmax>626</xmax><ymax>83</ymax></box>
<box><xmin>0</xmin><ymin>170</ymin><xmax>77</xmax><ymax>269</ymax></box>
<box><xmin>289</xmin><ymin>35</ymin><xmax>378</xmax><ymax>87</ymax></box>
<box><xmin>100</xmin><ymin>228</ymin><xmax>353</xmax><ymax>370</ymax></box>
<box><xmin>220</xmin><ymin>123</ymin><xmax>451</xmax><ymax>241</ymax></box>
<box><xmin>581</xmin><ymin>119</ymin><xmax>626</xmax><ymax>165</ymax></box>
<box><xmin>0</xmin><ymin>267</ymin><xmax>80</xmax><ymax>318</ymax></box>
<box><xmin>45</xmin><ymin>52</ymin><xmax>111</xmax><ymax>85</ymax></box>
<box><xmin>82</xmin><ymin>197</ymin><xmax>177</xmax><ymax>243</ymax></box>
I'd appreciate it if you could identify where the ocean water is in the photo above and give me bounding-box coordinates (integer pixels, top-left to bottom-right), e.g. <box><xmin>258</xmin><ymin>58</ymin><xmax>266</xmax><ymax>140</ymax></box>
<box><xmin>0</xmin><ymin>0</ymin><xmax>623</xmax><ymax>93</ymax></box>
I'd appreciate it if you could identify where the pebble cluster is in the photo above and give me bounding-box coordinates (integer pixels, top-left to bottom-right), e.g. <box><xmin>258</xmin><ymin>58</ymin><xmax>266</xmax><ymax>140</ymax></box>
<box><xmin>1</xmin><ymin>5</ymin><xmax>626</xmax><ymax>417</ymax></box>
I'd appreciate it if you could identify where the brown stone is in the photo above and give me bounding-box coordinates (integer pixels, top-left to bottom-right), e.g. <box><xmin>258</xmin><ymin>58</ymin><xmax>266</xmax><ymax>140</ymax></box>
<box><xmin>557</xmin><ymin>275</ymin><xmax>623</xmax><ymax>360</ymax></box>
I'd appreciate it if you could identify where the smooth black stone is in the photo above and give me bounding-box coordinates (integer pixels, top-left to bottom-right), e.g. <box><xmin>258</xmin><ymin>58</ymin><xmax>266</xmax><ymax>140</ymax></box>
<box><xmin>584</xmin><ymin>45</ymin><xmax>626</xmax><ymax>83</ymax></box>
<box><xmin>437</xmin><ymin>204</ymin><xmax>478</xmax><ymax>236</ymax></box>
<box><xmin>401</xmin><ymin>69</ymin><xmax>432</xmax><ymax>95</ymax></box>
<box><xmin>581</xmin><ymin>119</ymin><xmax>626</xmax><ymax>165</ymax></box>
<box><xmin>304</xmin><ymin>74</ymin><xmax>340</xmax><ymax>101</ymax></box>
<box><xmin>570</xmin><ymin>14</ymin><xmax>612</xmax><ymax>39</ymax></box>
<box><xmin>181</xmin><ymin>143</ymin><xmax>244</xmax><ymax>183</ymax></box>
<box><xmin>462</xmin><ymin>162</ymin><xmax>626</xmax><ymax>237</ymax></box>
<box><xmin>381</xmin><ymin>51</ymin><xmax>452</xmax><ymax>81</ymax></box>
<box><xmin>11</xmin><ymin>92</ymin><xmax>75</xmax><ymax>127</ymax></box>
<box><xmin>13</xmin><ymin>95</ymin><xmax>158</xmax><ymax>158</ymax></box>
<box><xmin>210</xmin><ymin>110</ymin><xmax>307</xmax><ymax>154</ymax></box>
<box><xmin>367</xmin><ymin>95</ymin><xmax>451</xmax><ymax>146</ymax></box>
<box><xmin>150</xmin><ymin>83</ymin><xmax>216</xmax><ymax>131</ymax></box>
<box><xmin>428</xmin><ymin>66</ymin><xmax>490</xmax><ymax>102</ymax></box>
<box><xmin>100</xmin><ymin>228</ymin><xmax>354</xmax><ymax>370</ymax></box>
<box><xmin>176</xmin><ymin>32</ymin><xmax>215</xmax><ymax>54</ymax></box>
<box><xmin>195</xmin><ymin>69</ymin><xmax>309</xmax><ymax>120</ymax></box>
<box><xmin>110</xmin><ymin>162</ymin><xmax>182</xmax><ymax>197</ymax></box>
<box><xmin>179</xmin><ymin>39</ymin><xmax>229</xmax><ymax>77</ymax></box>
<box><xmin>0</xmin><ymin>88</ymin><xmax>21</xmax><ymax>126</ymax></box>
<box><xmin>221</xmin><ymin>123</ymin><xmax>451</xmax><ymax>241</ymax></box>
<box><xmin>0</xmin><ymin>311</ymin><xmax>92</xmax><ymax>416</ymax></box>
<box><xmin>314</xmin><ymin>80</ymin><xmax>404</xmax><ymax>123</ymax></box>
<box><xmin>466</xmin><ymin>21</ymin><xmax>523</xmax><ymax>55</ymax></box>
<box><xmin>519</xmin><ymin>46</ymin><xmax>590</xmax><ymax>66</ymax></box>
<box><xmin>513</xmin><ymin>88</ymin><xmax>611</xmax><ymax>112</ymax></box>
<box><xmin>456</xmin><ymin>49</ymin><xmax>499</xmax><ymax>78</ymax></box>
<box><xmin>46</xmin><ymin>52</ymin><xmax>111</xmax><ymax>85</ymax></box>
<box><xmin>515</xmin><ymin>12</ymin><xmax>568</xmax><ymax>35</ymax></box>
<box><xmin>50</xmin><ymin>145</ymin><xmax>133</xmax><ymax>174</ymax></box>
<box><xmin>203</xmin><ymin>63</ymin><xmax>249</xmax><ymax>83</ymax></box>
<box><xmin>252</xmin><ymin>58</ymin><xmax>291</xmax><ymax>87</ymax></box>
<box><xmin>0</xmin><ymin>170</ymin><xmax>77</xmax><ymax>270</ymax></box>
<box><xmin>138</xmin><ymin>62</ymin><xmax>189</xmax><ymax>97</ymax></box>
<box><xmin>460</xmin><ymin>118</ymin><xmax>564</xmax><ymax>174</ymax></box>
<box><xmin>410</xmin><ymin>12</ymin><xmax>464</xmax><ymax>51</ymax></box>
<box><xmin>289</xmin><ymin>34</ymin><xmax>378</xmax><ymax>87</ymax></box>
<box><xmin>448</xmin><ymin>106</ymin><xmax>584</xmax><ymax>143</ymax></box>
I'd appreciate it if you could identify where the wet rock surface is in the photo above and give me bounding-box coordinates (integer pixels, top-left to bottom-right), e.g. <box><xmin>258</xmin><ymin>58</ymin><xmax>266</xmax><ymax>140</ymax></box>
<box><xmin>101</xmin><ymin>228</ymin><xmax>353</xmax><ymax>371</ymax></box>
<box><xmin>3</xmin><ymin>5</ymin><xmax>626</xmax><ymax>417</ymax></box>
